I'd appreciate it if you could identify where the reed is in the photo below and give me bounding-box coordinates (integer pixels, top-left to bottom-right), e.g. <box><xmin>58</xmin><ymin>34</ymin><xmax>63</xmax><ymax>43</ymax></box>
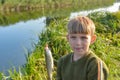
<box><xmin>0</xmin><ymin>0</ymin><xmax>114</xmax><ymax>12</ymax></box>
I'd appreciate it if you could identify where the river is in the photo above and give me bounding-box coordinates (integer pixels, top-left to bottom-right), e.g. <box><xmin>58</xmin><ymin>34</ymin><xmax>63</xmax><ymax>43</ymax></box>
<box><xmin>0</xmin><ymin>1</ymin><xmax>120</xmax><ymax>74</ymax></box>
<box><xmin>0</xmin><ymin>17</ymin><xmax>46</xmax><ymax>74</ymax></box>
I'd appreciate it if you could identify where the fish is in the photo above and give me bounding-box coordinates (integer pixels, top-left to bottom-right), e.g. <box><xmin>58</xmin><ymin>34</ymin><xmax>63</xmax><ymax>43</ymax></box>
<box><xmin>44</xmin><ymin>44</ymin><xmax>54</xmax><ymax>80</ymax></box>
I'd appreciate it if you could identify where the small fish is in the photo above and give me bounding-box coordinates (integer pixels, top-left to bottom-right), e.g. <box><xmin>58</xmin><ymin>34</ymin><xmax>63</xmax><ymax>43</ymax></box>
<box><xmin>44</xmin><ymin>44</ymin><xmax>54</xmax><ymax>80</ymax></box>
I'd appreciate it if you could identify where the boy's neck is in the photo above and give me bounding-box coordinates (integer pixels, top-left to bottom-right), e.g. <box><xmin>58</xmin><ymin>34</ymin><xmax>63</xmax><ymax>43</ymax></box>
<box><xmin>73</xmin><ymin>51</ymin><xmax>89</xmax><ymax>61</ymax></box>
<box><xmin>73</xmin><ymin>53</ymin><xmax>85</xmax><ymax>61</ymax></box>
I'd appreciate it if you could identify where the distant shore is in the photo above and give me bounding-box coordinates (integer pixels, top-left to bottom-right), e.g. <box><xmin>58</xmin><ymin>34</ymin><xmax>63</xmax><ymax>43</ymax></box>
<box><xmin>0</xmin><ymin>0</ymin><xmax>114</xmax><ymax>12</ymax></box>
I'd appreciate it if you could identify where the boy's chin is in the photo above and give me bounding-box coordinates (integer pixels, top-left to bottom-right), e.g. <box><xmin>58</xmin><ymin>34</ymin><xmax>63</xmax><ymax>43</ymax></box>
<box><xmin>74</xmin><ymin>51</ymin><xmax>86</xmax><ymax>55</ymax></box>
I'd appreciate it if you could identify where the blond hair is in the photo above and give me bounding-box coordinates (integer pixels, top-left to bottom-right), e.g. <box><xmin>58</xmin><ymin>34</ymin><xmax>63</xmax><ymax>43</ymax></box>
<box><xmin>67</xmin><ymin>16</ymin><xmax>95</xmax><ymax>35</ymax></box>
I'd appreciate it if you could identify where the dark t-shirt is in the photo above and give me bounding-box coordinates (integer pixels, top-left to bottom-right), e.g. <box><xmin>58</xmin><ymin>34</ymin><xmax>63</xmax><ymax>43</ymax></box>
<box><xmin>57</xmin><ymin>51</ymin><xmax>109</xmax><ymax>80</ymax></box>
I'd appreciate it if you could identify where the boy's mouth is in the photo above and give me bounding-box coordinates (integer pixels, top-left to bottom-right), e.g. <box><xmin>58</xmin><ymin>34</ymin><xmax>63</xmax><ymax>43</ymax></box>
<box><xmin>75</xmin><ymin>47</ymin><xmax>84</xmax><ymax>51</ymax></box>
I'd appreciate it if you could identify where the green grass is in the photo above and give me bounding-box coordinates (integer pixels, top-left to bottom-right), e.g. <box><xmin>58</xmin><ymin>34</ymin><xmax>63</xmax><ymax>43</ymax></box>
<box><xmin>88</xmin><ymin>11</ymin><xmax>120</xmax><ymax>79</ymax></box>
<box><xmin>0</xmin><ymin>11</ymin><xmax>120</xmax><ymax>80</ymax></box>
<box><xmin>0</xmin><ymin>0</ymin><xmax>114</xmax><ymax>12</ymax></box>
<box><xmin>0</xmin><ymin>0</ymin><xmax>114</xmax><ymax>5</ymax></box>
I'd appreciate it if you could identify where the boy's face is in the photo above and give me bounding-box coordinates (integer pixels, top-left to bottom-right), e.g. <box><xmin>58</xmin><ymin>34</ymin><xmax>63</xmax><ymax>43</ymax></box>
<box><xmin>67</xmin><ymin>33</ymin><xmax>96</xmax><ymax>56</ymax></box>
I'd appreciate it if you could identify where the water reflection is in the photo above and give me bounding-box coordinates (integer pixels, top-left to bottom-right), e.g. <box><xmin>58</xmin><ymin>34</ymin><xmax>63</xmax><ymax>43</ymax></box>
<box><xmin>0</xmin><ymin>17</ymin><xmax>46</xmax><ymax>74</ymax></box>
<box><xmin>70</xmin><ymin>2</ymin><xmax>120</xmax><ymax>18</ymax></box>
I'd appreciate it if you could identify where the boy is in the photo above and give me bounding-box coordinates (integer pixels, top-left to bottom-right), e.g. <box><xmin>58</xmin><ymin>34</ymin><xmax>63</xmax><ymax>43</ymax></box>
<box><xmin>56</xmin><ymin>16</ymin><xmax>109</xmax><ymax>80</ymax></box>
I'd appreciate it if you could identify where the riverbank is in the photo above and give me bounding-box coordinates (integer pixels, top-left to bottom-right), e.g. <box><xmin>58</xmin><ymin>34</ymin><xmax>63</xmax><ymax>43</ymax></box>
<box><xmin>1</xmin><ymin>11</ymin><xmax>119</xmax><ymax>80</ymax></box>
<box><xmin>0</xmin><ymin>0</ymin><xmax>114</xmax><ymax>12</ymax></box>
<box><xmin>0</xmin><ymin>0</ymin><xmax>115</xmax><ymax>27</ymax></box>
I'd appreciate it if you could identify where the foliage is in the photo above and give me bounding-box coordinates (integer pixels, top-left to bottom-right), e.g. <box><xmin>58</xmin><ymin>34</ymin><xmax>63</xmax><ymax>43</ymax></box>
<box><xmin>0</xmin><ymin>0</ymin><xmax>114</xmax><ymax>5</ymax></box>
<box><xmin>88</xmin><ymin>11</ymin><xmax>120</xmax><ymax>79</ymax></box>
<box><xmin>88</xmin><ymin>11</ymin><xmax>120</xmax><ymax>34</ymax></box>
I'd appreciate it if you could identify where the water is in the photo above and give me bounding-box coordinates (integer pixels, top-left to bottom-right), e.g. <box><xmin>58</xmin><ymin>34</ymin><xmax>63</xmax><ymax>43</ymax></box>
<box><xmin>0</xmin><ymin>1</ymin><xmax>120</xmax><ymax>74</ymax></box>
<box><xmin>70</xmin><ymin>2</ymin><xmax>120</xmax><ymax>18</ymax></box>
<box><xmin>0</xmin><ymin>17</ymin><xmax>46</xmax><ymax>73</ymax></box>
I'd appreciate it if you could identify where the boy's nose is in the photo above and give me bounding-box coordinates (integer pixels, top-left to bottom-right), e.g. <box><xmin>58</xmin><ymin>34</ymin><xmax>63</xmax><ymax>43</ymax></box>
<box><xmin>76</xmin><ymin>38</ymin><xmax>82</xmax><ymax>45</ymax></box>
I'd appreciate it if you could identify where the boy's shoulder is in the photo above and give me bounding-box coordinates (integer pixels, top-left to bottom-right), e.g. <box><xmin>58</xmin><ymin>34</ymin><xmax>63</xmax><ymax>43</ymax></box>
<box><xmin>62</xmin><ymin>53</ymin><xmax>72</xmax><ymax>58</ymax></box>
<box><xmin>87</xmin><ymin>51</ymin><xmax>109</xmax><ymax>72</ymax></box>
<box><xmin>90</xmin><ymin>51</ymin><xmax>109</xmax><ymax>72</ymax></box>
<box><xmin>58</xmin><ymin>53</ymin><xmax>72</xmax><ymax>63</ymax></box>
<box><xmin>87</xmin><ymin>51</ymin><xmax>102</xmax><ymax>64</ymax></box>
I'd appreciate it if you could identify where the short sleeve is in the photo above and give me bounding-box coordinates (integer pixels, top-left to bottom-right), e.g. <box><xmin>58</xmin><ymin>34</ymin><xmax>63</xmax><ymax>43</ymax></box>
<box><xmin>87</xmin><ymin>58</ymin><xmax>109</xmax><ymax>80</ymax></box>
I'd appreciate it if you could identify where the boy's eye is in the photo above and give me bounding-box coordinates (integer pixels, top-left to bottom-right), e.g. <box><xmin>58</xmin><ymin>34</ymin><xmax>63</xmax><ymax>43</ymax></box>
<box><xmin>70</xmin><ymin>36</ymin><xmax>76</xmax><ymax>39</ymax></box>
<box><xmin>81</xmin><ymin>36</ymin><xmax>88</xmax><ymax>39</ymax></box>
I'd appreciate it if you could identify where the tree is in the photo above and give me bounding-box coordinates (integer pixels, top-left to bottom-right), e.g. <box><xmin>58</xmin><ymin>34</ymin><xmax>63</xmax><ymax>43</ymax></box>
<box><xmin>1</xmin><ymin>0</ymin><xmax>5</xmax><ymax>5</ymax></box>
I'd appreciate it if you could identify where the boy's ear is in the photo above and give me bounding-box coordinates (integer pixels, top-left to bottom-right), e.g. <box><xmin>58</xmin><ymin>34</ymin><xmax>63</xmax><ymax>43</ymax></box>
<box><xmin>91</xmin><ymin>35</ymin><xmax>96</xmax><ymax>44</ymax></box>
